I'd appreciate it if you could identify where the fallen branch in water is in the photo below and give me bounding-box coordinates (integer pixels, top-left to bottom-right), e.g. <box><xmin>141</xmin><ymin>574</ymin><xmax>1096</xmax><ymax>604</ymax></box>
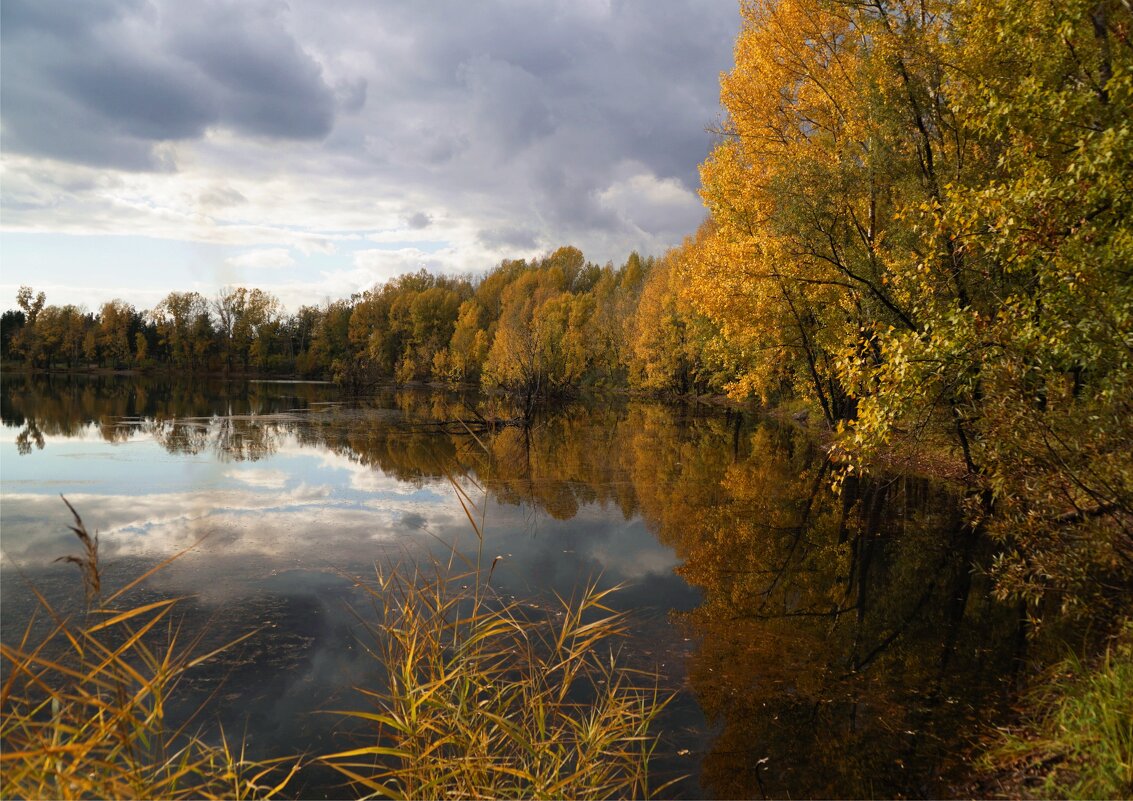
<box><xmin>412</xmin><ymin>416</ymin><xmax>525</xmax><ymax>434</ymax></box>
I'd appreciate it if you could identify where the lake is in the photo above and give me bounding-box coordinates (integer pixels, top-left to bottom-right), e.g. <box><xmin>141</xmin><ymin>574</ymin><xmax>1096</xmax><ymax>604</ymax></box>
<box><xmin>0</xmin><ymin>373</ymin><xmax>1024</xmax><ymax>798</ymax></box>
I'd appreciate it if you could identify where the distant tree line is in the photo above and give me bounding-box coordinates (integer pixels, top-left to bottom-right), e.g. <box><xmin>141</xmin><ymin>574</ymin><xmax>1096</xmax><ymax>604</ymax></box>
<box><xmin>1</xmin><ymin>246</ymin><xmax>734</xmax><ymax>399</ymax></box>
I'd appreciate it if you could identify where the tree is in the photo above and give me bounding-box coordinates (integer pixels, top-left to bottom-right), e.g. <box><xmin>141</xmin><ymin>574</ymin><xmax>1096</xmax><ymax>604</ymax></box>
<box><xmin>630</xmin><ymin>248</ymin><xmax>721</xmax><ymax>393</ymax></box>
<box><xmin>213</xmin><ymin>287</ymin><xmax>280</xmax><ymax>372</ymax></box>
<box><xmin>13</xmin><ymin>287</ymin><xmax>46</xmax><ymax>366</ymax></box>
<box><xmin>151</xmin><ymin>292</ymin><xmax>211</xmax><ymax>370</ymax></box>
<box><xmin>307</xmin><ymin>300</ymin><xmax>353</xmax><ymax>378</ymax></box>
<box><xmin>690</xmin><ymin>0</ymin><xmax>1132</xmax><ymax>615</ymax></box>
<box><xmin>481</xmin><ymin>268</ymin><xmax>571</xmax><ymax>408</ymax></box>
<box><xmin>96</xmin><ymin>300</ymin><xmax>137</xmax><ymax>367</ymax></box>
<box><xmin>1</xmin><ymin>310</ymin><xmax>26</xmax><ymax>361</ymax></box>
<box><xmin>36</xmin><ymin>305</ymin><xmax>89</xmax><ymax>368</ymax></box>
<box><xmin>844</xmin><ymin>0</ymin><xmax>1133</xmax><ymax>613</ymax></box>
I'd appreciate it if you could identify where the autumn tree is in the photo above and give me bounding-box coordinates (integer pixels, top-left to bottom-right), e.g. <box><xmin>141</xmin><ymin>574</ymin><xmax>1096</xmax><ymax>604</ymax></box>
<box><xmin>12</xmin><ymin>287</ymin><xmax>47</xmax><ymax>366</ymax></box>
<box><xmin>436</xmin><ymin>299</ymin><xmax>492</xmax><ymax>382</ymax></box>
<box><xmin>96</xmin><ymin>300</ymin><xmax>138</xmax><ymax>367</ymax></box>
<box><xmin>630</xmin><ymin>248</ymin><xmax>722</xmax><ymax>394</ymax></box>
<box><xmin>481</xmin><ymin>264</ymin><xmax>575</xmax><ymax>407</ymax></box>
<box><xmin>690</xmin><ymin>0</ymin><xmax>1132</xmax><ymax>613</ymax></box>
<box><xmin>151</xmin><ymin>292</ymin><xmax>212</xmax><ymax>370</ymax></box>
<box><xmin>213</xmin><ymin>287</ymin><xmax>281</xmax><ymax>372</ymax></box>
<box><xmin>842</xmin><ymin>0</ymin><xmax>1133</xmax><ymax>612</ymax></box>
<box><xmin>305</xmin><ymin>300</ymin><xmax>353</xmax><ymax>379</ymax></box>
<box><xmin>53</xmin><ymin>306</ymin><xmax>92</xmax><ymax>368</ymax></box>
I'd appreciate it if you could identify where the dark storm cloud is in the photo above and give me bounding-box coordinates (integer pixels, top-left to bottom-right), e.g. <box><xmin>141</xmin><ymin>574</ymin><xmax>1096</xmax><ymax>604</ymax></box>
<box><xmin>297</xmin><ymin>0</ymin><xmax>737</xmax><ymax>244</ymax></box>
<box><xmin>0</xmin><ymin>0</ymin><xmax>337</xmax><ymax>169</ymax></box>
<box><xmin>164</xmin><ymin>2</ymin><xmax>336</xmax><ymax>140</ymax></box>
<box><xmin>2</xmin><ymin>0</ymin><xmax>738</xmax><ymax>261</ymax></box>
<box><xmin>479</xmin><ymin>225</ymin><xmax>540</xmax><ymax>251</ymax></box>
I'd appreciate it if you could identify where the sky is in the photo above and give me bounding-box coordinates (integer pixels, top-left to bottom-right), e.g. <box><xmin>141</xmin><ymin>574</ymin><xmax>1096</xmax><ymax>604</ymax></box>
<box><xmin>0</xmin><ymin>0</ymin><xmax>739</xmax><ymax>313</ymax></box>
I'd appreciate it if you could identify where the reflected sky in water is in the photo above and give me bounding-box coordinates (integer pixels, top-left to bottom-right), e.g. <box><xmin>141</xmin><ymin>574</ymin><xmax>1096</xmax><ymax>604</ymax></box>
<box><xmin>0</xmin><ymin>376</ymin><xmax>705</xmax><ymax>796</ymax></box>
<box><xmin>1</xmin><ymin>374</ymin><xmax>1024</xmax><ymax>799</ymax></box>
<box><xmin>2</xmin><ymin>421</ymin><xmax>689</xmax><ymax>602</ymax></box>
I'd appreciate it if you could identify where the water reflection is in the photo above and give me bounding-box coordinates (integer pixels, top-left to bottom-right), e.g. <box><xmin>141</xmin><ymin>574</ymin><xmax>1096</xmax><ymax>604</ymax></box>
<box><xmin>0</xmin><ymin>374</ymin><xmax>1020</xmax><ymax>798</ymax></box>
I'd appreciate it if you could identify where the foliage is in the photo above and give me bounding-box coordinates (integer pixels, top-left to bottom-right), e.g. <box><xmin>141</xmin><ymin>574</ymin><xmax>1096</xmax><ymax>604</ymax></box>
<box><xmin>676</xmin><ymin>0</ymin><xmax>1133</xmax><ymax>617</ymax></box>
<box><xmin>322</xmin><ymin>560</ymin><xmax>672</xmax><ymax>800</ymax></box>
<box><xmin>3</xmin><ymin>248</ymin><xmax>690</xmax><ymax>397</ymax></box>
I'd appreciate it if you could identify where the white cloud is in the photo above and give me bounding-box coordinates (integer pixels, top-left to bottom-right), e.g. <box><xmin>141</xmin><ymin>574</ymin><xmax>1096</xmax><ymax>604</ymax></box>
<box><xmin>0</xmin><ymin>483</ymin><xmax>463</xmax><ymax>570</ymax></box>
<box><xmin>225</xmin><ymin>466</ymin><xmax>290</xmax><ymax>488</ymax></box>
<box><xmin>0</xmin><ymin>0</ymin><xmax>740</xmax><ymax>309</ymax></box>
<box><xmin>597</xmin><ymin>169</ymin><xmax>705</xmax><ymax>241</ymax></box>
<box><xmin>224</xmin><ymin>248</ymin><xmax>296</xmax><ymax>271</ymax></box>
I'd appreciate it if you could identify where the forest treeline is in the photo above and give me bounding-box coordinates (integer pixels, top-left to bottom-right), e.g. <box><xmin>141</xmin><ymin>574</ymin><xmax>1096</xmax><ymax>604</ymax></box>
<box><xmin>3</xmin><ymin>0</ymin><xmax>1130</xmax><ymax>619</ymax></box>
<box><xmin>0</xmin><ymin>246</ymin><xmax>728</xmax><ymax>402</ymax></box>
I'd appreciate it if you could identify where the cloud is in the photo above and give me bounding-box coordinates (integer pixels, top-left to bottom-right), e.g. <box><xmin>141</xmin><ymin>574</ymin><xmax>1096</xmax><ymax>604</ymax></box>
<box><xmin>0</xmin><ymin>0</ymin><xmax>337</xmax><ymax>169</ymax></box>
<box><xmin>224</xmin><ymin>248</ymin><xmax>296</xmax><ymax>271</ymax></box>
<box><xmin>350</xmin><ymin>247</ymin><xmax>470</xmax><ymax>285</ymax></box>
<box><xmin>0</xmin><ymin>482</ymin><xmax>461</xmax><ymax>570</ymax></box>
<box><xmin>478</xmin><ymin>225</ymin><xmax>540</xmax><ymax>251</ymax></box>
<box><xmin>225</xmin><ymin>467</ymin><xmax>290</xmax><ymax>489</ymax></box>
<box><xmin>164</xmin><ymin>1</ymin><xmax>336</xmax><ymax>140</ymax></box>
<box><xmin>0</xmin><ymin>0</ymin><xmax>740</xmax><ymax>306</ymax></box>
<box><xmin>459</xmin><ymin>55</ymin><xmax>555</xmax><ymax>159</ymax></box>
<box><xmin>597</xmin><ymin>170</ymin><xmax>706</xmax><ymax>239</ymax></box>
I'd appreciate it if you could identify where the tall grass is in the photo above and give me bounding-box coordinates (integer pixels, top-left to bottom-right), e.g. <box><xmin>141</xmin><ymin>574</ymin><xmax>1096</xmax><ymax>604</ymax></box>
<box><xmin>1</xmin><ymin>498</ymin><xmax>297</xmax><ymax>800</ymax></box>
<box><xmin>321</xmin><ymin>467</ymin><xmax>676</xmax><ymax>799</ymax></box>
<box><xmin>321</xmin><ymin>564</ymin><xmax>673</xmax><ymax>800</ymax></box>
<box><xmin>5</xmin><ymin>476</ymin><xmax>674</xmax><ymax>799</ymax></box>
<box><xmin>982</xmin><ymin>620</ymin><xmax>1133</xmax><ymax>799</ymax></box>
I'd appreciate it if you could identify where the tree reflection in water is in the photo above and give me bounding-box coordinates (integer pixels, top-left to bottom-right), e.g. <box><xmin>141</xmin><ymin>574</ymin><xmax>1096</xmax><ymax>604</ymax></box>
<box><xmin>2</xmin><ymin>373</ymin><xmax>1026</xmax><ymax>799</ymax></box>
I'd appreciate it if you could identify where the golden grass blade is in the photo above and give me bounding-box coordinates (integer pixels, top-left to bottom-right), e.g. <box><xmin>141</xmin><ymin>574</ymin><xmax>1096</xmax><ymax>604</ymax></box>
<box><xmin>23</xmin><ymin>581</ymin><xmax>85</xmax><ymax>657</ymax></box>
<box><xmin>251</xmin><ymin>759</ymin><xmax>303</xmax><ymax>799</ymax></box>
<box><xmin>86</xmin><ymin>597</ymin><xmax>184</xmax><ymax>633</ymax></box>
<box><xmin>0</xmin><ymin>643</ymin><xmax>107</xmax><ymax>689</ymax></box>
<box><xmin>183</xmin><ymin>627</ymin><xmax>260</xmax><ymax>670</ymax></box>
<box><xmin>81</xmin><ymin>607</ymin><xmax>178</xmax><ymax>687</ymax></box>
<box><xmin>320</xmin><ymin>709</ymin><xmax>411</xmax><ymax>733</ymax></box>
<box><xmin>320</xmin><ymin>763</ymin><xmax>404</xmax><ymax>799</ymax></box>
<box><xmin>0</xmin><ymin>743</ymin><xmax>93</xmax><ymax>760</ymax></box>
<box><xmin>322</xmin><ymin>744</ymin><xmax>409</xmax><ymax>760</ymax></box>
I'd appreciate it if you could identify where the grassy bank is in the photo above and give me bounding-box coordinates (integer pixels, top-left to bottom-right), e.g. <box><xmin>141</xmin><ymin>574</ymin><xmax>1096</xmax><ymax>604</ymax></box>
<box><xmin>968</xmin><ymin>620</ymin><xmax>1132</xmax><ymax>799</ymax></box>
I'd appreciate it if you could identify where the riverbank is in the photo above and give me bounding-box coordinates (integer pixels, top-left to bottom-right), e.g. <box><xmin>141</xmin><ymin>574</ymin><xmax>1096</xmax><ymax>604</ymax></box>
<box><xmin>959</xmin><ymin>619</ymin><xmax>1132</xmax><ymax>799</ymax></box>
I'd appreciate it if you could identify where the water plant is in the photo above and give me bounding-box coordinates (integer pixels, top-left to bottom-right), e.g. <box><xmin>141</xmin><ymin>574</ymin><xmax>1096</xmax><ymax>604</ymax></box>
<box><xmin>321</xmin><ymin>470</ymin><xmax>676</xmax><ymax>799</ymax></box>
<box><xmin>0</xmin><ymin>498</ymin><xmax>297</xmax><ymax>800</ymax></box>
<box><xmin>321</xmin><ymin>564</ymin><xmax>673</xmax><ymax>799</ymax></box>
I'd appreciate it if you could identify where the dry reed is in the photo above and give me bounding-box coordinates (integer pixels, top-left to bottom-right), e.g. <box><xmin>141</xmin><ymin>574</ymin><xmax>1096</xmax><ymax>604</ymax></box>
<box><xmin>0</xmin><ymin>498</ymin><xmax>298</xmax><ymax>800</ymax></box>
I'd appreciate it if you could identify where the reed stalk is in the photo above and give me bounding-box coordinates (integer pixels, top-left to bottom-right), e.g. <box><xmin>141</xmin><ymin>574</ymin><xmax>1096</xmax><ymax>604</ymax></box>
<box><xmin>321</xmin><ymin>468</ymin><xmax>676</xmax><ymax>799</ymax></box>
<box><xmin>1</xmin><ymin>499</ymin><xmax>297</xmax><ymax>800</ymax></box>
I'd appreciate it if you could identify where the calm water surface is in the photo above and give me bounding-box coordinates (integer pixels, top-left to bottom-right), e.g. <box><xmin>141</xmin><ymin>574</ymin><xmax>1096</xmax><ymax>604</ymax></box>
<box><xmin>0</xmin><ymin>374</ymin><xmax>1023</xmax><ymax>798</ymax></box>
